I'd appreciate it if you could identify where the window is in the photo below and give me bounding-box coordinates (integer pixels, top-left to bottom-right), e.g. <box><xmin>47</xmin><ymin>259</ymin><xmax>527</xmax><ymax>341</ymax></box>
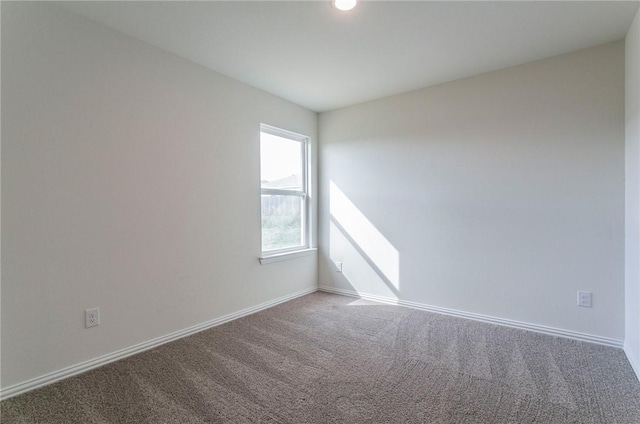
<box><xmin>260</xmin><ymin>124</ymin><xmax>309</xmax><ymax>256</ymax></box>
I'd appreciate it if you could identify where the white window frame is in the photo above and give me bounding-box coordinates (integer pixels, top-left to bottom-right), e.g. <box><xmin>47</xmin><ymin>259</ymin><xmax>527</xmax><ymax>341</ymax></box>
<box><xmin>259</xmin><ymin>124</ymin><xmax>312</xmax><ymax>261</ymax></box>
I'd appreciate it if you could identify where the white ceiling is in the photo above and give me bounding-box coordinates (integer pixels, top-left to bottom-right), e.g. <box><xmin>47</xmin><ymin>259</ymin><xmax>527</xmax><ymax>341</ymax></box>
<box><xmin>57</xmin><ymin>1</ymin><xmax>639</xmax><ymax>112</ymax></box>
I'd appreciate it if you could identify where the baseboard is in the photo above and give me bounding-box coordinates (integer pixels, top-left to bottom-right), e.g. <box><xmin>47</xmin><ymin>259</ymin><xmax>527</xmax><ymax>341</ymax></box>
<box><xmin>0</xmin><ymin>286</ymin><xmax>318</xmax><ymax>401</ymax></box>
<box><xmin>319</xmin><ymin>286</ymin><xmax>623</xmax><ymax>348</ymax></box>
<box><xmin>624</xmin><ymin>345</ymin><xmax>640</xmax><ymax>382</ymax></box>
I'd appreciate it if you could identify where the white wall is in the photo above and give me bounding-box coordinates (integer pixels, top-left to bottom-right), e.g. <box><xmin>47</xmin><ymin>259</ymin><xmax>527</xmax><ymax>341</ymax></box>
<box><xmin>1</xmin><ymin>2</ymin><xmax>317</xmax><ymax>390</ymax></box>
<box><xmin>626</xmin><ymin>9</ymin><xmax>640</xmax><ymax>376</ymax></box>
<box><xmin>319</xmin><ymin>42</ymin><xmax>625</xmax><ymax>340</ymax></box>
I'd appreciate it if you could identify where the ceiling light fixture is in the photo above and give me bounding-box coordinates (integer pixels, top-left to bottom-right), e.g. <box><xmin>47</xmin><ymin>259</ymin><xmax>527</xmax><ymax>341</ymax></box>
<box><xmin>333</xmin><ymin>0</ymin><xmax>357</xmax><ymax>12</ymax></box>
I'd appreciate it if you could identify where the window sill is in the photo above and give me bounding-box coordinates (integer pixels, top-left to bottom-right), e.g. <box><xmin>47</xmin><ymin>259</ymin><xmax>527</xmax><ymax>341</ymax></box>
<box><xmin>259</xmin><ymin>248</ymin><xmax>317</xmax><ymax>265</ymax></box>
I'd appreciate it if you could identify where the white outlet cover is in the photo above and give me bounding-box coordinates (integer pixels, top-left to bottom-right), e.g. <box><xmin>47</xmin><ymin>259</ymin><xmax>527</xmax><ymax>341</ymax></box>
<box><xmin>85</xmin><ymin>307</ymin><xmax>100</xmax><ymax>328</ymax></box>
<box><xmin>577</xmin><ymin>291</ymin><xmax>592</xmax><ymax>308</ymax></box>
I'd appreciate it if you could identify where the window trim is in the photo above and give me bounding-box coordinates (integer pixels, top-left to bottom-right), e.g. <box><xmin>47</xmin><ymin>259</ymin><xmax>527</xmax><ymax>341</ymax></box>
<box><xmin>259</xmin><ymin>124</ymin><xmax>311</xmax><ymax>260</ymax></box>
<box><xmin>259</xmin><ymin>247</ymin><xmax>317</xmax><ymax>265</ymax></box>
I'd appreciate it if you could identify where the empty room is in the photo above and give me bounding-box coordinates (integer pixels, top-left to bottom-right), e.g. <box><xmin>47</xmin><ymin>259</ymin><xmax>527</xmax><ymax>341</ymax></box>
<box><xmin>2</xmin><ymin>1</ymin><xmax>640</xmax><ymax>422</ymax></box>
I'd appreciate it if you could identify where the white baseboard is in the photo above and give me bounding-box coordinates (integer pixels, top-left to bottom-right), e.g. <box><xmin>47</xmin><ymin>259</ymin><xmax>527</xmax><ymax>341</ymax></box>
<box><xmin>3</xmin><ymin>285</ymin><xmax>626</xmax><ymax>401</ymax></box>
<box><xmin>624</xmin><ymin>345</ymin><xmax>640</xmax><ymax>381</ymax></box>
<box><xmin>319</xmin><ymin>286</ymin><xmax>624</xmax><ymax>348</ymax></box>
<box><xmin>0</xmin><ymin>287</ymin><xmax>317</xmax><ymax>401</ymax></box>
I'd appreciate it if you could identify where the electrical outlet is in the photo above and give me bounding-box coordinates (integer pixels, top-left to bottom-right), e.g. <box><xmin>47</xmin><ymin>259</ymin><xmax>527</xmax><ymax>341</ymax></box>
<box><xmin>85</xmin><ymin>307</ymin><xmax>100</xmax><ymax>328</ymax></box>
<box><xmin>335</xmin><ymin>262</ymin><xmax>343</xmax><ymax>273</ymax></box>
<box><xmin>577</xmin><ymin>291</ymin><xmax>592</xmax><ymax>308</ymax></box>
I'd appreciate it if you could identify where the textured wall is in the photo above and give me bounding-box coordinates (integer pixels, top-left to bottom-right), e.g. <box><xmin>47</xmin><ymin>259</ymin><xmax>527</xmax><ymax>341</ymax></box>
<box><xmin>625</xmin><ymin>9</ymin><xmax>640</xmax><ymax>376</ymax></box>
<box><xmin>1</xmin><ymin>2</ymin><xmax>317</xmax><ymax>389</ymax></box>
<box><xmin>319</xmin><ymin>42</ymin><xmax>625</xmax><ymax>340</ymax></box>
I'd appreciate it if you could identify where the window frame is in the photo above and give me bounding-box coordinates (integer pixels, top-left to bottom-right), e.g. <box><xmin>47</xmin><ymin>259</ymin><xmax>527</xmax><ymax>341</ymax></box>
<box><xmin>259</xmin><ymin>124</ymin><xmax>310</xmax><ymax>257</ymax></box>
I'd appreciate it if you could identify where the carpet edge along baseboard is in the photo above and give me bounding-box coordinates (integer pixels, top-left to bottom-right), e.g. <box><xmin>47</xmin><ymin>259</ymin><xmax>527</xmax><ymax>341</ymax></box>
<box><xmin>318</xmin><ymin>286</ymin><xmax>624</xmax><ymax>348</ymax></box>
<box><xmin>0</xmin><ymin>286</ymin><xmax>318</xmax><ymax>401</ymax></box>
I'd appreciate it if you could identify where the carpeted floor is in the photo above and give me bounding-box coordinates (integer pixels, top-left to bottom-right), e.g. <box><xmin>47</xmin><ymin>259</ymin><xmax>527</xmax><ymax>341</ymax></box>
<box><xmin>2</xmin><ymin>292</ymin><xmax>640</xmax><ymax>423</ymax></box>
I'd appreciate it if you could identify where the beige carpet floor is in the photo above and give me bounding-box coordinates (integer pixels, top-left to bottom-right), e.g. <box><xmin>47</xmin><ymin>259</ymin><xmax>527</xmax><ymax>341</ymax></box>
<box><xmin>2</xmin><ymin>291</ymin><xmax>640</xmax><ymax>423</ymax></box>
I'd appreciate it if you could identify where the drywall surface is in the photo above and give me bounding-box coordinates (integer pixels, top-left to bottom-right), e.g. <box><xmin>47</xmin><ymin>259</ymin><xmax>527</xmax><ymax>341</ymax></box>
<box><xmin>626</xmin><ymin>9</ymin><xmax>640</xmax><ymax>376</ymax></box>
<box><xmin>1</xmin><ymin>2</ymin><xmax>317</xmax><ymax>389</ymax></box>
<box><xmin>319</xmin><ymin>42</ymin><xmax>625</xmax><ymax>340</ymax></box>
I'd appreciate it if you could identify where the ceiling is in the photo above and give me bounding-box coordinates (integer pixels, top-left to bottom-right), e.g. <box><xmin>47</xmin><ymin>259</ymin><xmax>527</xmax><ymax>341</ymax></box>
<box><xmin>57</xmin><ymin>1</ymin><xmax>639</xmax><ymax>112</ymax></box>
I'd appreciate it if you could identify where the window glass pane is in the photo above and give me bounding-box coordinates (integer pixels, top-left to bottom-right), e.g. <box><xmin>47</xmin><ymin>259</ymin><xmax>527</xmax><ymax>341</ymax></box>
<box><xmin>260</xmin><ymin>132</ymin><xmax>303</xmax><ymax>190</ymax></box>
<box><xmin>261</xmin><ymin>194</ymin><xmax>303</xmax><ymax>251</ymax></box>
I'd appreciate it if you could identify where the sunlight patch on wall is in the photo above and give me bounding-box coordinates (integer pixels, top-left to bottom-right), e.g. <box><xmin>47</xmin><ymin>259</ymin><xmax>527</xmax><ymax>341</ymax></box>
<box><xmin>329</xmin><ymin>180</ymin><xmax>400</xmax><ymax>295</ymax></box>
<box><xmin>330</xmin><ymin>220</ymin><xmax>399</xmax><ymax>300</ymax></box>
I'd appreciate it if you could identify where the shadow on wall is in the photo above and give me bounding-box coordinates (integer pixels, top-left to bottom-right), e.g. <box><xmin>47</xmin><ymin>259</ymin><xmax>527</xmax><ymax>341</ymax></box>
<box><xmin>329</xmin><ymin>180</ymin><xmax>400</xmax><ymax>299</ymax></box>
